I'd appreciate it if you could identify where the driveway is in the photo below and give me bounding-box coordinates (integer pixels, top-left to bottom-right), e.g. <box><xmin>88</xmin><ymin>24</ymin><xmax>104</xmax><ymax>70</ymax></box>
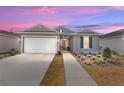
<box><xmin>0</xmin><ymin>54</ymin><xmax>54</xmax><ymax>86</ymax></box>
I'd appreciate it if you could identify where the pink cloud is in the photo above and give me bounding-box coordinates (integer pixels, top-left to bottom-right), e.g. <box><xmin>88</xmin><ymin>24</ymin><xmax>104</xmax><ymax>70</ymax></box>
<box><xmin>61</xmin><ymin>6</ymin><xmax>124</xmax><ymax>15</ymax></box>
<box><xmin>1</xmin><ymin>21</ymin><xmax>124</xmax><ymax>34</ymax></box>
<box><xmin>77</xmin><ymin>23</ymin><xmax>124</xmax><ymax>33</ymax></box>
<box><xmin>1</xmin><ymin>6</ymin><xmax>124</xmax><ymax>16</ymax></box>
<box><xmin>0</xmin><ymin>21</ymin><xmax>37</xmax><ymax>31</ymax></box>
<box><xmin>0</xmin><ymin>6</ymin><xmax>57</xmax><ymax>15</ymax></box>
<box><xmin>31</xmin><ymin>7</ymin><xmax>56</xmax><ymax>14</ymax></box>
<box><xmin>65</xmin><ymin>7</ymin><xmax>109</xmax><ymax>14</ymax></box>
<box><xmin>0</xmin><ymin>20</ymin><xmax>68</xmax><ymax>32</ymax></box>
<box><xmin>42</xmin><ymin>20</ymin><xmax>68</xmax><ymax>27</ymax></box>
<box><xmin>110</xmin><ymin>6</ymin><xmax>124</xmax><ymax>10</ymax></box>
<box><xmin>0</xmin><ymin>6</ymin><xmax>113</xmax><ymax>15</ymax></box>
<box><xmin>92</xmin><ymin>24</ymin><xmax>124</xmax><ymax>33</ymax></box>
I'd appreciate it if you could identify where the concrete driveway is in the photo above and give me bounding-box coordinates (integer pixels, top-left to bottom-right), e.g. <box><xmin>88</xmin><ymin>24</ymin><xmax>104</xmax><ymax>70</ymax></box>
<box><xmin>0</xmin><ymin>54</ymin><xmax>54</xmax><ymax>86</ymax></box>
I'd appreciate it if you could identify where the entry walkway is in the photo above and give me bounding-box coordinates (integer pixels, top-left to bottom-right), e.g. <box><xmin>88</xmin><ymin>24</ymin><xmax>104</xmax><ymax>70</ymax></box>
<box><xmin>63</xmin><ymin>53</ymin><xmax>97</xmax><ymax>86</ymax></box>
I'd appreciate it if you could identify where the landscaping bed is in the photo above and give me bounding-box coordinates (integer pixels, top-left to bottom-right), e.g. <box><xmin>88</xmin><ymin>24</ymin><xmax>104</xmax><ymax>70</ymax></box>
<box><xmin>40</xmin><ymin>54</ymin><xmax>66</xmax><ymax>86</ymax></box>
<box><xmin>0</xmin><ymin>49</ymin><xmax>18</xmax><ymax>59</ymax></box>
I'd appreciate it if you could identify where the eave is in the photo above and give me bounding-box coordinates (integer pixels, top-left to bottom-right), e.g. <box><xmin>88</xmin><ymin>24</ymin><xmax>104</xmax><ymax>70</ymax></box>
<box><xmin>15</xmin><ymin>31</ymin><xmax>62</xmax><ymax>35</ymax></box>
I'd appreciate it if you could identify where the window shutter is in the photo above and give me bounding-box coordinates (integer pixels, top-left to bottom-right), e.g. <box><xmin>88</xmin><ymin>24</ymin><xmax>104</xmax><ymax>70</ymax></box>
<box><xmin>89</xmin><ymin>36</ymin><xmax>92</xmax><ymax>48</ymax></box>
<box><xmin>80</xmin><ymin>37</ymin><xmax>83</xmax><ymax>48</ymax></box>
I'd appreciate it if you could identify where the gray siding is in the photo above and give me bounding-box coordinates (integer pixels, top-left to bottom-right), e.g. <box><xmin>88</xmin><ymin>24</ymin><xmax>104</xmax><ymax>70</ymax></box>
<box><xmin>69</xmin><ymin>36</ymin><xmax>73</xmax><ymax>51</ymax></box>
<box><xmin>71</xmin><ymin>35</ymin><xmax>100</xmax><ymax>53</ymax></box>
<box><xmin>0</xmin><ymin>34</ymin><xmax>19</xmax><ymax>53</ymax></box>
<box><xmin>100</xmin><ymin>35</ymin><xmax>124</xmax><ymax>55</ymax></box>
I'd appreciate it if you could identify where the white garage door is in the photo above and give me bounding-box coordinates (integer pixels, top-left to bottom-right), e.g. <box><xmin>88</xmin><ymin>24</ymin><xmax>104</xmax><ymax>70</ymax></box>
<box><xmin>23</xmin><ymin>37</ymin><xmax>57</xmax><ymax>53</ymax></box>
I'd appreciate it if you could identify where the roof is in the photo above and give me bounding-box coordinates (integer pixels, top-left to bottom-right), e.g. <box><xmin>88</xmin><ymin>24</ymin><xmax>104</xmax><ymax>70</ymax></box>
<box><xmin>16</xmin><ymin>31</ymin><xmax>61</xmax><ymax>35</ymax></box>
<box><xmin>100</xmin><ymin>29</ymin><xmax>124</xmax><ymax>38</ymax></box>
<box><xmin>24</xmin><ymin>24</ymin><xmax>56</xmax><ymax>32</ymax></box>
<box><xmin>54</xmin><ymin>26</ymin><xmax>73</xmax><ymax>35</ymax></box>
<box><xmin>0</xmin><ymin>30</ymin><xmax>17</xmax><ymax>36</ymax></box>
<box><xmin>71</xmin><ymin>29</ymin><xmax>100</xmax><ymax>35</ymax></box>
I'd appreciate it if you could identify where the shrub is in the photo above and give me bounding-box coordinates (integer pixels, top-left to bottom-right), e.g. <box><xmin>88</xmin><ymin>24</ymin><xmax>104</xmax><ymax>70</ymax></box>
<box><xmin>92</xmin><ymin>58</ymin><xmax>95</xmax><ymax>60</ymax></box>
<box><xmin>66</xmin><ymin>46</ymin><xmax>70</xmax><ymax>51</ymax></box>
<box><xmin>81</xmin><ymin>52</ymin><xmax>84</xmax><ymax>54</ymax></box>
<box><xmin>10</xmin><ymin>48</ymin><xmax>16</xmax><ymax>56</ymax></box>
<box><xmin>88</xmin><ymin>52</ymin><xmax>92</xmax><ymax>55</ymax></box>
<box><xmin>102</xmin><ymin>47</ymin><xmax>111</xmax><ymax>58</ymax></box>
<box><xmin>98</xmin><ymin>52</ymin><xmax>101</xmax><ymax>55</ymax></box>
<box><xmin>93</xmin><ymin>53</ymin><xmax>96</xmax><ymax>56</ymax></box>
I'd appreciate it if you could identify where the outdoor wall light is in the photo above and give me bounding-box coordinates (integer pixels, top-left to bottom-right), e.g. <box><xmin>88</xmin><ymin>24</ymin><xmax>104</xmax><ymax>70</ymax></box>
<box><xmin>59</xmin><ymin>29</ymin><xmax>63</xmax><ymax>33</ymax></box>
<box><xmin>63</xmin><ymin>39</ymin><xmax>66</xmax><ymax>41</ymax></box>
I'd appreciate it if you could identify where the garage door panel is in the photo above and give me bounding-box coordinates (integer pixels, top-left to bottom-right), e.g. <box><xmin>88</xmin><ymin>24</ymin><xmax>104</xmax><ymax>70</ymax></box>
<box><xmin>24</xmin><ymin>37</ymin><xmax>57</xmax><ymax>53</ymax></box>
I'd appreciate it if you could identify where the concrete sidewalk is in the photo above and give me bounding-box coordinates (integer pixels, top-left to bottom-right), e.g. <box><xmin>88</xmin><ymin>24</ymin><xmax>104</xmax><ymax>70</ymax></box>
<box><xmin>63</xmin><ymin>53</ymin><xmax>97</xmax><ymax>86</ymax></box>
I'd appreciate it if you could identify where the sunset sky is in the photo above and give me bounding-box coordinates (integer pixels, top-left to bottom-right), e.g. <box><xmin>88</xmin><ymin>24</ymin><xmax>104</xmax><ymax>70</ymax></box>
<box><xmin>0</xmin><ymin>6</ymin><xmax>124</xmax><ymax>33</ymax></box>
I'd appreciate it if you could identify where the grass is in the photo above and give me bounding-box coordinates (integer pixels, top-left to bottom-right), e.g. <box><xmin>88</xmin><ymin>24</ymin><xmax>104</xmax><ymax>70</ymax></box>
<box><xmin>85</xmin><ymin>66</ymin><xmax>124</xmax><ymax>86</ymax></box>
<box><xmin>40</xmin><ymin>54</ymin><xmax>66</xmax><ymax>86</ymax></box>
<box><xmin>84</xmin><ymin>54</ymin><xmax>124</xmax><ymax>86</ymax></box>
<box><xmin>112</xmin><ymin>54</ymin><xmax>124</xmax><ymax>61</ymax></box>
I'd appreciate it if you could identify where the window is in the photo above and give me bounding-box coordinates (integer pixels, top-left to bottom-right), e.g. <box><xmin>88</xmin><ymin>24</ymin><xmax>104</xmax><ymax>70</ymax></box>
<box><xmin>80</xmin><ymin>36</ymin><xmax>92</xmax><ymax>49</ymax></box>
<box><xmin>84</xmin><ymin>35</ymin><xmax>89</xmax><ymax>48</ymax></box>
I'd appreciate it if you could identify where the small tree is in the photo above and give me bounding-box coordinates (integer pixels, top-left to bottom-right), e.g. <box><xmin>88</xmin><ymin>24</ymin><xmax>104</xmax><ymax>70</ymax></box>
<box><xmin>103</xmin><ymin>47</ymin><xmax>111</xmax><ymax>58</ymax></box>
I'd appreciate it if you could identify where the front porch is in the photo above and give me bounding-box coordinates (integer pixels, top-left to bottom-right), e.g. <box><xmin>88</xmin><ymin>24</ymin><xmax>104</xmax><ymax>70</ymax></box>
<box><xmin>60</xmin><ymin>36</ymin><xmax>70</xmax><ymax>52</ymax></box>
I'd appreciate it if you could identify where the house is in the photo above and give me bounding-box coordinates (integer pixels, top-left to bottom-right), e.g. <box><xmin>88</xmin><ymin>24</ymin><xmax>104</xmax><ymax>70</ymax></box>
<box><xmin>1</xmin><ymin>24</ymin><xmax>124</xmax><ymax>55</ymax></box>
<box><xmin>0</xmin><ymin>24</ymin><xmax>100</xmax><ymax>54</ymax></box>
<box><xmin>0</xmin><ymin>30</ymin><xmax>19</xmax><ymax>53</ymax></box>
<box><xmin>100</xmin><ymin>29</ymin><xmax>124</xmax><ymax>55</ymax></box>
<box><xmin>16</xmin><ymin>25</ymin><xmax>100</xmax><ymax>54</ymax></box>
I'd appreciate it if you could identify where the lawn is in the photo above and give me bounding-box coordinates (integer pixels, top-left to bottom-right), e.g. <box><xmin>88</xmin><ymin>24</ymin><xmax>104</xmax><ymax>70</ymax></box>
<box><xmin>112</xmin><ymin>54</ymin><xmax>124</xmax><ymax>63</ymax></box>
<box><xmin>84</xmin><ymin>54</ymin><xmax>124</xmax><ymax>86</ymax></box>
<box><xmin>40</xmin><ymin>54</ymin><xmax>66</xmax><ymax>86</ymax></box>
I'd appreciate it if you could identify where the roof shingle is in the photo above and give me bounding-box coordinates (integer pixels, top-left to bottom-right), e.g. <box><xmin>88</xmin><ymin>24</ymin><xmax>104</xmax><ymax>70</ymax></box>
<box><xmin>77</xmin><ymin>29</ymin><xmax>100</xmax><ymax>35</ymax></box>
<box><xmin>24</xmin><ymin>24</ymin><xmax>56</xmax><ymax>32</ymax></box>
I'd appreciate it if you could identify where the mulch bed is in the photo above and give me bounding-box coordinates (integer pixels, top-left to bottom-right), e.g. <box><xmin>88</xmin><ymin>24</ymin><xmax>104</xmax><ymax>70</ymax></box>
<box><xmin>40</xmin><ymin>54</ymin><xmax>66</xmax><ymax>86</ymax></box>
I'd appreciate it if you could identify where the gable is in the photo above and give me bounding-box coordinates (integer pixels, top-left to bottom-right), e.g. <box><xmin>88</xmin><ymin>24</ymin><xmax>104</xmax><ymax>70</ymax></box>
<box><xmin>71</xmin><ymin>29</ymin><xmax>100</xmax><ymax>36</ymax></box>
<box><xmin>77</xmin><ymin>29</ymin><xmax>99</xmax><ymax>35</ymax></box>
<box><xmin>54</xmin><ymin>26</ymin><xmax>73</xmax><ymax>35</ymax></box>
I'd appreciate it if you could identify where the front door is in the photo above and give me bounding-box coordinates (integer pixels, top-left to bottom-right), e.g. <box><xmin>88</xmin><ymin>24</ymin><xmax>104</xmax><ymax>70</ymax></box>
<box><xmin>61</xmin><ymin>39</ymin><xmax>69</xmax><ymax>50</ymax></box>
